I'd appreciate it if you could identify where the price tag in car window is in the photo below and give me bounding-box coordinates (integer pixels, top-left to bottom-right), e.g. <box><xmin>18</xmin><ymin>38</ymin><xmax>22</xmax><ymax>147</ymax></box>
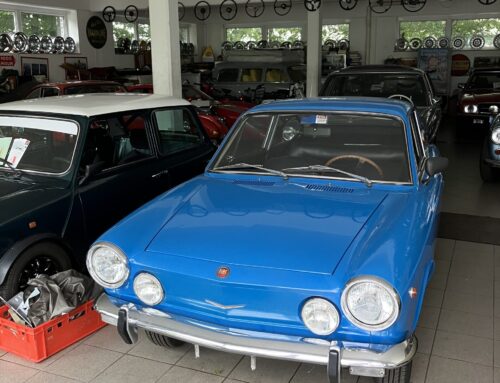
<box><xmin>315</xmin><ymin>115</ymin><xmax>328</xmax><ymax>124</ymax></box>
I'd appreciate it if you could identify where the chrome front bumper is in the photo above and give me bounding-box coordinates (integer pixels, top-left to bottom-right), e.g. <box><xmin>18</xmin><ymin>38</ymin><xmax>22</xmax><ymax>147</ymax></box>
<box><xmin>96</xmin><ymin>294</ymin><xmax>417</xmax><ymax>382</ymax></box>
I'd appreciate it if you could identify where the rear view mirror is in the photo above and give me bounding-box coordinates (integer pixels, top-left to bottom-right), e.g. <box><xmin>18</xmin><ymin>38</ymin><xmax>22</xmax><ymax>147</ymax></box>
<box><xmin>425</xmin><ymin>157</ymin><xmax>448</xmax><ymax>177</ymax></box>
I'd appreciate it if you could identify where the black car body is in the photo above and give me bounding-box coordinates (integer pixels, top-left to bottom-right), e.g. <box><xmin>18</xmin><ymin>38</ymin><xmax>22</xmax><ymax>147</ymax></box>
<box><xmin>0</xmin><ymin>94</ymin><xmax>214</xmax><ymax>299</ymax></box>
<box><xmin>320</xmin><ymin>65</ymin><xmax>442</xmax><ymax>142</ymax></box>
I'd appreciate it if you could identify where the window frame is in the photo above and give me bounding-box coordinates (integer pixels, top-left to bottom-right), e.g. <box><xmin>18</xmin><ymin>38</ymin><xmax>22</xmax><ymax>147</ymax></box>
<box><xmin>0</xmin><ymin>5</ymin><xmax>68</xmax><ymax>38</ymax></box>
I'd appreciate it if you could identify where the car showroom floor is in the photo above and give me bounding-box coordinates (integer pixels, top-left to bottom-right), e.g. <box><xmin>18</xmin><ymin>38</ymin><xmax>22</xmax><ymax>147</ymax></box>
<box><xmin>2</xmin><ymin>115</ymin><xmax>500</xmax><ymax>383</ymax></box>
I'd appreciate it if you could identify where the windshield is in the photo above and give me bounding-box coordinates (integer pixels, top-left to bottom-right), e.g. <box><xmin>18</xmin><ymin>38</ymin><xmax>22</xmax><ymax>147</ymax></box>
<box><xmin>65</xmin><ymin>84</ymin><xmax>126</xmax><ymax>95</ymax></box>
<box><xmin>0</xmin><ymin>116</ymin><xmax>78</xmax><ymax>174</ymax></box>
<box><xmin>321</xmin><ymin>74</ymin><xmax>430</xmax><ymax>107</ymax></box>
<box><xmin>288</xmin><ymin>65</ymin><xmax>306</xmax><ymax>83</ymax></box>
<box><xmin>182</xmin><ymin>86</ymin><xmax>213</xmax><ymax>101</ymax></box>
<box><xmin>212</xmin><ymin>112</ymin><xmax>411</xmax><ymax>184</ymax></box>
<box><xmin>468</xmin><ymin>73</ymin><xmax>500</xmax><ymax>90</ymax></box>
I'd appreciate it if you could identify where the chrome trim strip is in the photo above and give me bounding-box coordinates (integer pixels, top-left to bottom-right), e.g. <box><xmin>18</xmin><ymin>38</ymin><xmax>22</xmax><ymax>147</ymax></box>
<box><xmin>96</xmin><ymin>294</ymin><xmax>417</xmax><ymax>369</ymax></box>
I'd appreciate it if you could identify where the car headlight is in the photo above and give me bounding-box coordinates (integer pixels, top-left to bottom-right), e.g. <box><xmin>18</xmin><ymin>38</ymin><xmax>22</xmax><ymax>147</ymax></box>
<box><xmin>341</xmin><ymin>277</ymin><xmax>400</xmax><ymax>331</ymax></box>
<box><xmin>133</xmin><ymin>273</ymin><xmax>164</xmax><ymax>306</ymax></box>
<box><xmin>464</xmin><ymin>104</ymin><xmax>478</xmax><ymax>114</ymax></box>
<box><xmin>492</xmin><ymin>128</ymin><xmax>500</xmax><ymax>144</ymax></box>
<box><xmin>86</xmin><ymin>243</ymin><xmax>129</xmax><ymax>288</ymax></box>
<box><xmin>301</xmin><ymin>298</ymin><xmax>339</xmax><ymax>335</ymax></box>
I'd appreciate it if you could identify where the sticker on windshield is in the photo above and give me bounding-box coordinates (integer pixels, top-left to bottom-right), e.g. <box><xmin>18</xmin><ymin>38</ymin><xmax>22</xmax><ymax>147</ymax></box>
<box><xmin>315</xmin><ymin>115</ymin><xmax>328</xmax><ymax>124</ymax></box>
<box><xmin>7</xmin><ymin>138</ymin><xmax>30</xmax><ymax>168</ymax></box>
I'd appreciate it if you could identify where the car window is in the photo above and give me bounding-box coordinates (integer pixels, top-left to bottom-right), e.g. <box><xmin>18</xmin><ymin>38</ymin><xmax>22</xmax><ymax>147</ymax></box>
<box><xmin>65</xmin><ymin>85</ymin><xmax>126</xmax><ymax>95</ymax></box>
<box><xmin>265</xmin><ymin>69</ymin><xmax>286</xmax><ymax>83</ymax></box>
<box><xmin>25</xmin><ymin>88</ymin><xmax>41</xmax><ymax>99</ymax></box>
<box><xmin>288</xmin><ymin>65</ymin><xmax>306</xmax><ymax>82</ymax></box>
<box><xmin>182</xmin><ymin>86</ymin><xmax>212</xmax><ymax>101</ymax></box>
<box><xmin>80</xmin><ymin>111</ymin><xmax>152</xmax><ymax>173</ymax></box>
<box><xmin>468</xmin><ymin>73</ymin><xmax>500</xmax><ymax>89</ymax></box>
<box><xmin>241</xmin><ymin>68</ymin><xmax>263</xmax><ymax>83</ymax></box>
<box><xmin>322</xmin><ymin>74</ymin><xmax>430</xmax><ymax>107</ymax></box>
<box><xmin>154</xmin><ymin>108</ymin><xmax>205</xmax><ymax>156</ymax></box>
<box><xmin>217</xmin><ymin>69</ymin><xmax>239</xmax><ymax>83</ymax></box>
<box><xmin>41</xmin><ymin>87</ymin><xmax>60</xmax><ymax>98</ymax></box>
<box><xmin>410</xmin><ymin>113</ymin><xmax>424</xmax><ymax>169</ymax></box>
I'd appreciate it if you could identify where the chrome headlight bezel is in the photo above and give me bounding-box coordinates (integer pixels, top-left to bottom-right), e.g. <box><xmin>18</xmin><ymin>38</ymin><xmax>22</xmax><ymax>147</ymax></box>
<box><xmin>301</xmin><ymin>297</ymin><xmax>340</xmax><ymax>336</ymax></box>
<box><xmin>341</xmin><ymin>276</ymin><xmax>400</xmax><ymax>332</ymax></box>
<box><xmin>133</xmin><ymin>273</ymin><xmax>164</xmax><ymax>306</ymax></box>
<box><xmin>491</xmin><ymin>128</ymin><xmax>500</xmax><ymax>144</ymax></box>
<box><xmin>464</xmin><ymin>104</ymin><xmax>478</xmax><ymax>114</ymax></box>
<box><xmin>86</xmin><ymin>242</ymin><xmax>129</xmax><ymax>289</ymax></box>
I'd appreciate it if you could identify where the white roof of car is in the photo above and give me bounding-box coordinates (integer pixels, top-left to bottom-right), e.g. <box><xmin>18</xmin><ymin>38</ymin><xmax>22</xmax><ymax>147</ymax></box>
<box><xmin>0</xmin><ymin>93</ymin><xmax>190</xmax><ymax>117</ymax></box>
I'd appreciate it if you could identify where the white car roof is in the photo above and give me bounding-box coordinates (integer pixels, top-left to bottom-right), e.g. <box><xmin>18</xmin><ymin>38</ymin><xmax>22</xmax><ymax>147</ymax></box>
<box><xmin>0</xmin><ymin>93</ymin><xmax>191</xmax><ymax>117</ymax></box>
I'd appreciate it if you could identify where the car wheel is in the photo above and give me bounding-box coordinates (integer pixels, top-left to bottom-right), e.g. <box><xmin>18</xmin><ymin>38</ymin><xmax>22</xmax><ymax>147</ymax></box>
<box><xmin>480</xmin><ymin>138</ymin><xmax>499</xmax><ymax>182</ymax></box>
<box><xmin>145</xmin><ymin>330</ymin><xmax>186</xmax><ymax>348</ymax></box>
<box><xmin>377</xmin><ymin>361</ymin><xmax>412</xmax><ymax>383</ymax></box>
<box><xmin>0</xmin><ymin>242</ymin><xmax>71</xmax><ymax>300</ymax></box>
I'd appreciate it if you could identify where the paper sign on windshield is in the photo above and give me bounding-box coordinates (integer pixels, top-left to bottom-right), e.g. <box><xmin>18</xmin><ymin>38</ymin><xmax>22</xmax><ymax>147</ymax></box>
<box><xmin>0</xmin><ymin>137</ymin><xmax>12</xmax><ymax>160</ymax></box>
<box><xmin>7</xmin><ymin>138</ymin><xmax>30</xmax><ymax>168</ymax></box>
<box><xmin>315</xmin><ymin>115</ymin><xmax>328</xmax><ymax>124</ymax></box>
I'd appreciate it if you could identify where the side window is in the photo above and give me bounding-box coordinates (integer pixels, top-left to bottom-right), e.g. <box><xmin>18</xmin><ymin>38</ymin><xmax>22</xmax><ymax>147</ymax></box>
<box><xmin>26</xmin><ymin>88</ymin><xmax>41</xmax><ymax>99</ymax></box>
<box><xmin>241</xmin><ymin>68</ymin><xmax>263</xmax><ymax>83</ymax></box>
<box><xmin>265</xmin><ymin>68</ymin><xmax>286</xmax><ymax>83</ymax></box>
<box><xmin>41</xmin><ymin>88</ymin><xmax>60</xmax><ymax>98</ymax></box>
<box><xmin>154</xmin><ymin>108</ymin><xmax>204</xmax><ymax>155</ymax></box>
<box><xmin>217</xmin><ymin>69</ymin><xmax>239</xmax><ymax>82</ymax></box>
<box><xmin>410</xmin><ymin>112</ymin><xmax>425</xmax><ymax>170</ymax></box>
<box><xmin>80</xmin><ymin>112</ymin><xmax>152</xmax><ymax>173</ymax></box>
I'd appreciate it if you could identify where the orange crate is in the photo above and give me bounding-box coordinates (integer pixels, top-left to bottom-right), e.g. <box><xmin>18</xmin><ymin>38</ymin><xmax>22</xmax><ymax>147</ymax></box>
<box><xmin>0</xmin><ymin>300</ymin><xmax>106</xmax><ymax>362</ymax></box>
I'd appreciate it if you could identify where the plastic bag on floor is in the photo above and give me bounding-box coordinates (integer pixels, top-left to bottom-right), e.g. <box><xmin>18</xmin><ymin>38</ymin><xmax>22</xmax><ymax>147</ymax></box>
<box><xmin>23</xmin><ymin>270</ymin><xmax>102</xmax><ymax>327</ymax></box>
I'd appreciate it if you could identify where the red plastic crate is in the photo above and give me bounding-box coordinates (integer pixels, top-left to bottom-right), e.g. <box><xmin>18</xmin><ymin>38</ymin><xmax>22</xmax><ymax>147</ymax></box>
<box><xmin>0</xmin><ymin>300</ymin><xmax>106</xmax><ymax>362</ymax></box>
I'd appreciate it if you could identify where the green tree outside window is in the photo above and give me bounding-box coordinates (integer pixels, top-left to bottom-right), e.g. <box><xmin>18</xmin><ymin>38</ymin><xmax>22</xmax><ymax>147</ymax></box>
<box><xmin>452</xmin><ymin>19</ymin><xmax>500</xmax><ymax>48</ymax></box>
<box><xmin>399</xmin><ymin>20</ymin><xmax>446</xmax><ymax>40</ymax></box>
<box><xmin>226</xmin><ymin>27</ymin><xmax>262</xmax><ymax>42</ymax></box>
<box><xmin>0</xmin><ymin>11</ymin><xmax>15</xmax><ymax>33</ymax></box>
<box><xmin>21</xmin><ymin>13</ymin><xmax>63</xmax><ymax>36</ymax></box>
<box><xmin>138</xmin><ymin>23</ymin><xmax>150</xmax><ymax>41</ymax></box>
<box><xmin>322</xmin><ymin>24</ymin><xmax>349</xmax><ymax>43</ymax></box>
<box><xmin>268</xmin><ymin>27</ymin><xmax>302</xmax><ymax>42</ymax></box>
<box><xmin>113</xmin><ymin>22</ymin><xmax>135</xmax><ymax>45</ymax></box>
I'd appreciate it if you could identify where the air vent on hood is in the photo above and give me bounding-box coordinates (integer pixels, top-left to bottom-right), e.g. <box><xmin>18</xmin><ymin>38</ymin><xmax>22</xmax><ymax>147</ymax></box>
<box><xmin>233</xmin><ymin>180</ymin><xmax>275</xmax><ymax>186</ymax></box>
<box><xmin>306</xmin><ymin>184</ymin><xmax>354</xmax><ymax>193</ymax></box>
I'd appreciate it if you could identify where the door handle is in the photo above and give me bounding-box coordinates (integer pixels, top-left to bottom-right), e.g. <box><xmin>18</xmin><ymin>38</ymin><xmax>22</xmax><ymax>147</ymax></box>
<box><xmin>152</xmin><ymin>170</ymin><xmax>169</xmax><ymax>179</ymax></box>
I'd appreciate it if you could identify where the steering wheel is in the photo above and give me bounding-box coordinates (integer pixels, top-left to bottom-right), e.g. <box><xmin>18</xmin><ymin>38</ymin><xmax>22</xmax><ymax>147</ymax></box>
<box><xmin>389</xmin><ymin>94</ymin><xmax>414</xmax><ymax>105</ymax></box>
<box><xmin>325</xmin><ymin>155</ymin><xmax>384</xmax><ymax>178</ymax></box>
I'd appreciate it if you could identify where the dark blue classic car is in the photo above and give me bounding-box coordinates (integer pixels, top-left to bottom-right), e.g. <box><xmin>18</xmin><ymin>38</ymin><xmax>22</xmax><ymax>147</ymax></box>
<box><xmin>480</xmin><ymin>113</ymin><xmax>500</xmax><ymax>181</ymax></box>
<box><xmin>90</xmin><ymin>98</ymin><xmax>447</xmax><ymax>383</ymax></box>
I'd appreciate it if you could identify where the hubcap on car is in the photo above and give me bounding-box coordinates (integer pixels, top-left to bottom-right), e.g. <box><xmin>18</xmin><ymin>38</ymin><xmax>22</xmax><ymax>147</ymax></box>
<box><xmin>18</xmin><ymin>256</ymin><xmax>60</xmax><ymax>291</ymax></box>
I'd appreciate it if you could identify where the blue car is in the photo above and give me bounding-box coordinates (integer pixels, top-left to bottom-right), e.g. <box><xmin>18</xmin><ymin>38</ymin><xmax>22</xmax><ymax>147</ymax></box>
<box><xmin>480</xmin><ymin>114</ymin><xmax>500</xmax><ymax>182</ymax></box>
<box><xmin>88</xmin><ymin>98</ymin><xmax>448</xmax><ymax>383</ymax></box>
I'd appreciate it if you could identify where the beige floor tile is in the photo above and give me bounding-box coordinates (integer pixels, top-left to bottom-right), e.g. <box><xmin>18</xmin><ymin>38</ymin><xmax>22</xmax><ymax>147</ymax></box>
<box><xmin>446</xmin><ymin>273</ymin><xmax>494</xmax><ymax>297</ymax></box>
<box><xmin>417</xmin><ymin>306</ymin><xmax>440</xmax><ymax>329</ymax></box>
<box><xmin>495</xmin><ymin>317</ymin><xmax>500</xmax><ymax>340</ymax></box>
<box><xmin>228</xmin><ymin>356</ymin><xmax>300</xmax><ymax>383</ymax></box>
<box><xmin>44</xmin><ymin>344</ymin><xmax>122</xmax><ymax>382</ymax></box>
<box><xmin>83</xmin><ymin>325</ymin><xmax>134</xmax><ymax>353</ymax></box>
<box><xmin>426</xmin><ymin>356</ymin><xmax>493</xmax><ymax>383</ymax></box>
<box><xmin>128</xmin><ymin>337</ymin><xmax>191</xmax><ymax>364</ymax></box>
<box><xmin>157</xmin><ymin>366</ymin><xmax>223</xmax><ymax>383</ymax></box>
<box><xmin>428</xmin><ymin>272</ymin><xmax>448</xmax><ymax>290</ymax></box>
<box><xmin>435</xmin><ymin>238</ymin><xmax>455</xmax><ymax>261</ymax></box>
<box><xmin>0</xmin><ymin>350</ymin><xmax>5</xmax><ymax>357</ymax></box>
<box><xmin>496</xmin><ymin>266</ymin><xmax>500</xmax><ymax>281</ymax></box>
<box><xmin>496</xmin><ymin>341</ymin><xmax>500</xmax><ymax>368</ymax></box>
<box><xmin>92</xmin><ymin>354</ymin><xmax>172</xmax><ymax>383</ymax></box>
<box><xmin>449</xmin><ymin>260</ymin><xmax>494</xmax><ymax>280</ymax></box>
<box><xmin>177</xmin><ymin>347</ymin><xmax>242</xmax><ymax>377</ymax></box>
<box><xmin>438</xmin><ymin>309</ymin><xmax>493</xmax><ymax>339</ymax></box>
<box><xmin>0</xmin><ymin>360</ymin><xmax>39</xmax><ymax>383</ymax></box>
<box><xmin>434</xmin><ymin>259</ymin><xmax>451</xmax><ymax>274</ymax></box>
<box><xmin>411</xmin><ymin>353</ymin><xmax>429</xmax><ymax>383</ymax></box>
<box><xmin>1</xmin><ymin>346</ymin><xmax>71</xmax><ymax>371</ymax></box>
<box><xmin>26</xmin><ymin>372</ymin><xmax>80</xmax><ymax>383</ymax></box>
<box><xmin>432</xmin><ymin>330</ymin><xmax>493</xmax><ymax>366</ymax></box>
<box><xmin>443</xmin><ymin>291</ymin><xmax>494</xmax><ymax>317</ymax></box>
<box><xmin>415</xmin><ymin>327</ymin><xmax>435</xmax><ymax>355</ymax></box>
<box><xmin>496</xmin><ymin>299</ymin><xmax>500</xmax><ymax>318</ymax></box>
<box><xmin>423</xmin><ymin>288</ymin><xmax>445</xmax><ymax>308</ymax></box>
<box><xmin>454</xmin><ymin>241</ymin><xmax>495</xmax><ymax>260</ymax></box>
<box><xmin>290</xmin><ymin>364</ymin><xmax>357</xmax><ymax>383</ymax></box>
<box><xmin>495</xmin><ymin>367</ymin><xmax>500</xmax><ymax>383</ymax></box>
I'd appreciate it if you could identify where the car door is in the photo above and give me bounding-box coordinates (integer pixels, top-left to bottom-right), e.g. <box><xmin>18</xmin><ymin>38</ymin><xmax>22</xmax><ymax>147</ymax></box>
<box><xmin>76</xmin><ymin>110</ymin><xmax>172</xmax><ymax>244</ymax></box>
<box><xmin>151</xmin><ymin>105</ymin><xmax>214</xmax><ymax>187</ymax></box>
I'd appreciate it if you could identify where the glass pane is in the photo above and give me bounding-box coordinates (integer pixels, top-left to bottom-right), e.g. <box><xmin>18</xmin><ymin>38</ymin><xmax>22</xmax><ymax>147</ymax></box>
<box><xmin>241</xmin><ymin>68</ymin><xmax>262</xmax><ymax>82</ymax></box>
<box><xmin>155</xmin><ymin>109</ymin><xmax>204</xmax><ymax>155</ymax></box>
<box><xmin>0</xmin><ymin>11</ymin><xmax>15</xmax><ymax>33</ymax></box>
<box><xmin>113</xmin><ymin>21</ymin><xmax>136</xmax><ymax>45</ymax></box>
<box><xmin>268</xmin><ymin>27</ymin><xmax>302</xmax><ymax>42</ymax></box>
<box><xmin>180</xmin><ymin>26</ymin><xmax>189</xmax><ymax>42</ymax></box>
<box><xmin>322</xmin><ymin>24</ymin><xmax>349</xmax><ymax>43</ymax></box>
<box><xmin>21</xmin><ymin>13</ymin><xmax>64</xmax><ymax>37</ymax></box>
<box><xmin>138</xmin><ymin>23</ymin><xmax>150</xmax><ymax>41</ymax></box>
<box><xmin>265</xmin><ymin>69</ymin><xmax>286</xmax><ymax>83</ymax></box>
<box><xmin>399</xmin><ymin>20</ymin><xmax>446</xmax><ymax>40</ymax></box>
<box><xmin>218</xmin><ymin>69</ymin><xmax>239</xmax><ymax>82</ymax></box>
<box><xmin>226</xmin><ymin>27</ymin><xmax>262</xmax><ymax>42</ymax></box>
<box><xmin>452</xmin><ymin>18</ymin><xmax>500</xmax><ymax>49</ymax></box>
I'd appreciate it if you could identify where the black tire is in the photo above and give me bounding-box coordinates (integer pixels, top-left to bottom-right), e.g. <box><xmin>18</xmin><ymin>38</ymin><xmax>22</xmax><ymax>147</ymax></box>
<box><xmin>377</xmin><ymin>361</ymin><xmax>412</xmax><ymax>383</ymax></box>
<box><xmin>0</xmin><ymin>242</ymin><xmax>71</xmax><ymax>300</ymax></box>
<box><xmin>480</xmin><ymin>138</ymin><xmax>499</xmax><ymax>182</ymax></box>
<box><xmin>145</xmin><ymin>330</ymin><xmax>186</xmax><ymax>348</ymax></box>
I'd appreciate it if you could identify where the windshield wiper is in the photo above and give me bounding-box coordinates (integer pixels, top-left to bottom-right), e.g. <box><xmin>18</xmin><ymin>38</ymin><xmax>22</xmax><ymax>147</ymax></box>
<box><xmin>213</xmin><ymin>162</ymin><xmax>288</xmax><ymax>180</ymax></box>
<box><xmin>0</xmin><ymin>157</ymin><xmax>23</xmax><ymax>178</ymax></box>
<box><xmin>282</xmin><ymin>165</ymin><xmax>373</xmax><ymax>187</ymax></box>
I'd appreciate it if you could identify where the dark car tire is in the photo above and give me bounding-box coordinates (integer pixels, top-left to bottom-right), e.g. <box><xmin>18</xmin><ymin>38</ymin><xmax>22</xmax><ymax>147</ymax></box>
<box><xmin>145</xmin><ymin>330</ymin><xmax>186</xmax><ymax>348</ymax></box>
<box><xmin>480</xmin><ymin>138</ymin><xmax>499</xmax><ymax>182</ymax></box>
<box><xmin>0</xmin><ymin>242</ymin><xmax>71</xmax><ymax>300</ymax></box>
<box><xmin>377</xmin><ymin>361</ymin><xmax>412</xmax><ymax>383</ymax></box>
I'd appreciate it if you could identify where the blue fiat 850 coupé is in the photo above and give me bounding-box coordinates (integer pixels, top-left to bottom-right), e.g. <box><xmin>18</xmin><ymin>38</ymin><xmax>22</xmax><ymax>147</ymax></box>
<box><xmin>88</xmin><ymin>98</ymin><xmax>447</xmax><ymax>383</ymax></box>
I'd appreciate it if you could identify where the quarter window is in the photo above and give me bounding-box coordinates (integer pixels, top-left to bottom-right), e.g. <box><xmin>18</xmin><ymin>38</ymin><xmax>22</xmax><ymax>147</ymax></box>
<box><xmin>41</xmin><ymin>88</ymin><xmax>60</xmax><ymax>97</ymax></box>
<box><xmin>241</xmin><ymin>68</ymin><xmax>262</xmax><ymax>83</ymax></box>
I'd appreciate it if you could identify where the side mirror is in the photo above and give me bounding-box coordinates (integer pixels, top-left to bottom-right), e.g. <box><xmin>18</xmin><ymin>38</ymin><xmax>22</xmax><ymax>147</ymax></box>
<box><xmin>79</xmin><ymin>161</ymin><xmax>105</xmax><ymax>185</ymax></box>
<box><xmin>425</xmin><ymin>156</ymin><xmax>448</xmax><ymax>177</ymax></box>
<box><xmin>432</xmin><ymin>96</ymin><xmax>442</xmax><ymax>105</ymax></box>
<box><xmin>458</xmin><ymin>83</ymin><xmax>466</xmax><ymax>89</ymax></box>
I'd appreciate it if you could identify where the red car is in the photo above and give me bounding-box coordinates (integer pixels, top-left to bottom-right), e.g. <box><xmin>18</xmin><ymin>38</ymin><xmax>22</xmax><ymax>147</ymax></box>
<box><xmin>25</xmin><ymin>80</ymin><xmax>127</xmax><ymax>99</ymax></box>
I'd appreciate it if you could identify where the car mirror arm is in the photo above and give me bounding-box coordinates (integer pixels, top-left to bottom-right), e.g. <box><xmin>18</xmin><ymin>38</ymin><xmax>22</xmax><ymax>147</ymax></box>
<box><xmin>79</xmin><ymin>162</ymin><xmax>105</xmax><ymax>186</ymax></box>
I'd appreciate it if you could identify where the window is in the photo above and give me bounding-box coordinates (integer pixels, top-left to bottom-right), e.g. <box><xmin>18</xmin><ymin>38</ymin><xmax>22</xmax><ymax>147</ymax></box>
<box><xmin>154</xmin><ymin>109</ymin><xmax>204</xmax><ymax>155</ymax></box>
<box><xmin>452</xmin><ymin>18</ymin><xmax>500</xmax><ymax>49</ymax></box>
<box><xmin>0</xmin><ymin>11</ymin><xmax>15</xmax><ymax>33</ymax></box>
<box><xmin>138</xmin><ymin>23</ymin><xmax>150</xmax><ymax>41</ymax></box>
<box><xmin>265</xmin><ymin>68</ymin><xmax>286</xmax><ymax>83</ymax></box>
<box><xmin>41</xmin><ymin>87</ymin><xmax>60</xmax><ymax>97</ymax></box>
<box><xmin>180</xmin><ymin>26</ymin><xmax>190</xmax><ymax>43</ymax></box>
<box><xmin>268</xmin><ymin>27</ymin><xmax>302</xmax><ymax>42</ymax></box>
<box><xmin>226</xmin><ymin>27</ymin><xmax>262</xmax><ymax>42</ymax></box>
<box><xmin>399</xmin><ymin>20</ymin><xmax>446</xmax><ymax>40</ymax></box>
<box><xmin>322</xmin><ymin>24</ymin><xmax>349</xmax><ymax>43</ymax></box>
<box><xmin>21</xmin><ymin>12</ymin><xmax>64</xmax><ymax>37</ymax></box>
<box><xmin>241</xmin><ymin>68</ymin><xmax>262</xmax><ymax>82</ymax></box>
<box><xmin>113</xmin><ymin>21</ymin><xmax>136</xmax><ymax>45</ymax></box>
<box><xmin>217</xmin><ymin>68</ymin><xmax>239</xmax><ymax>82</ymax></box>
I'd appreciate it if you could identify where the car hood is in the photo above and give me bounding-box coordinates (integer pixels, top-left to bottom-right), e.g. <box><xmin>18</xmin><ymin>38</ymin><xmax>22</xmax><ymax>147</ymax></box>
<box><xmin>145</xmin><ymin>177</ymin><xmax>388</xmax><ymax>274</ymax></box>
<box><xmin>461</xmin><ymin>91</ymin><xmax>500</xmax><ymax>103</ymax></box>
